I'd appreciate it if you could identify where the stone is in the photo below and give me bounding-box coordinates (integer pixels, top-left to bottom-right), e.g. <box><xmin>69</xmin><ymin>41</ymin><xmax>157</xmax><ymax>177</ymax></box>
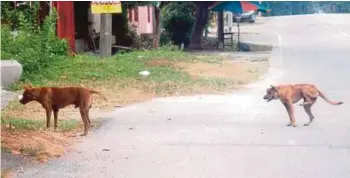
<box><xmin>1</xmin><ymin>60</ymin><xmax>22</xmax><ymax>89</ymax></box>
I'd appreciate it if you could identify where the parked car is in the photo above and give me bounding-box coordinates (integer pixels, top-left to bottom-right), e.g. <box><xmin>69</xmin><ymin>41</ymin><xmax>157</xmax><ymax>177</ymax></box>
<box><xmin>232</xmin><ymin>10</ymin><xmax>256</xmax><ymax>23</ymax></box>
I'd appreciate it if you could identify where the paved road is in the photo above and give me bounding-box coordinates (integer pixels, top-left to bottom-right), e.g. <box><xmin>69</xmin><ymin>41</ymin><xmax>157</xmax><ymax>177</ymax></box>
<box><xmin>14</xmin><ymin>14</ymin><xmax>350</xmax><ymax>178</ymax></box>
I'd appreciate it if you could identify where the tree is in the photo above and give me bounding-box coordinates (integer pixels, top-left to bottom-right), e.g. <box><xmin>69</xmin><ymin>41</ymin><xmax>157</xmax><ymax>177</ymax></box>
<box><xmin>188</xmin><ymin>1</ymin><xmax>215</xmax><ymax>50</ymax></box>
<box><xmin>161</xmin><ymin>2</ymin><xmax>195</xmax><ymax>48</ymax></box>
<box><xmin>153</xmin><ymin>1</ymin><xmax>169</xmax><ymax>48</ymax></box>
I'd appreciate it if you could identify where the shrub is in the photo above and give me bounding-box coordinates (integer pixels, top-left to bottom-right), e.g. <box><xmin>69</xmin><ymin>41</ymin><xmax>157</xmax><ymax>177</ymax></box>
<box><xmin>0</xmin><ymin>2</ymin><xmax>69</xmax><ymax>82</ymax></box>
<box><xmin>128</xmin><ymin>25</ymin><xmax>154</xmax><ymax>50</ymax></box>
<box><xmin>161</xmin><ymin>2</ymin><xmax>195</xmax><ymax>48</ymax></box>
<box><xmin>159</xmin><ymin>30</ymin><xmax>173</xmax><ymax>46</ymax></box>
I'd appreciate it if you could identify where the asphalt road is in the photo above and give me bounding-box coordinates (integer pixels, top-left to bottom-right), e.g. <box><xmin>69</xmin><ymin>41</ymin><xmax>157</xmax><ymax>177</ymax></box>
<box><xmin>14</xmin><ymin>14</ymin><xmax>350</xmax><ymax>178</ymax></box>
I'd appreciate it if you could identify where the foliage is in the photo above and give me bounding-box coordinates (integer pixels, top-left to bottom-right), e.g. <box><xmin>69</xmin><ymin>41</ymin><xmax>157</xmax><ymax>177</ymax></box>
<box><xmin>126</xmin><ymin>24</ymin><xmax>154</xmax><ymax>50</ymax></box>
<box><xmin>161</xmin><ymin>2</ymin><xmax>195</xmax><ymax>48</ymax></box>
<box><xmin>9</xmin><ymin>46</ymin><xmax>190</xmax><ymax>89</ymax></box>
<box><xmin>0</xmin><ymin>1</ymin><xmax>39</xmax><ymax>30</ymax></box>
<box><xmin>1</xmin><ymin>2</ymin><xmax>69</xmax><ymax>82</ymax></box>
<box><xmin>159</xmin><ymin>30</ymin><xmax>173</xmax><ymax>46</ymax></box>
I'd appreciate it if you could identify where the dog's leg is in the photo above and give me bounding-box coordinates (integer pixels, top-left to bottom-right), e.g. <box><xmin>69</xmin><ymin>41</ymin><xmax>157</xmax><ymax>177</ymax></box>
<box><xmin>87</xmin><ymin>109</ymin><xmax>92</xmax><ymax>128</ymax></box>
<box><xmin>53</xmin><ymin>107</ymin><xmax>59</xmax><ymax>131</ymax></box>
<box><xmin>283</xmin><ymin>101</ymin><xmax>297</xmax><ymax>127</ymax></box>
<box><xmin>87</xmin><ymin>96</ymin><xmax>92</xmax><ymax>127</ymax></box>
<box><xmin>303</xmin><ymin>98</ymin><xmax>317</xmax><ymax>126</ymax></box>
<box><xmin>299</xmin><ymin>89</ymin><xmax>314</xmax><ymax>106</ymax></box>
<box><xmin>79</xmin><ymin>107</ymin><xmax>89</xmax><ymax>136</ymax></box>
<box><xmin>45</xmin><ymin>107</ymin><xmax>53</xmax><ymax>129</ymax></box>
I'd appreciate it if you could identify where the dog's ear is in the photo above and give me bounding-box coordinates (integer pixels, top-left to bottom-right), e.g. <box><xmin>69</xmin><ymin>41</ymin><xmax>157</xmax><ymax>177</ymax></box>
<box><xmin>270</xmin><ymin>85</ymin><xmax>277</xmax><ymax>91</ymax></box>
<box><xmin>23</xmin><ymin>84</ymin><xmax>30</xmax><ymax>90</ymax></box>
<box><xmin>23</xmin><ymin>83</ymin><xmax>34</xmax><ymax>90</ymax></box>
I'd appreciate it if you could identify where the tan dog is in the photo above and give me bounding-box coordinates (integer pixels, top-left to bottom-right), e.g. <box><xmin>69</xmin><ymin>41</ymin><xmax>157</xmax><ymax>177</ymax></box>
<box><xmin>19</xmin><ymin>84</ymin><xmax>107</xmax><ymax>136</ymax></box>
<box><xmin>263</xmin><ymin>84</ymin><xmax>343</xmax><ymax>127</ymax></box>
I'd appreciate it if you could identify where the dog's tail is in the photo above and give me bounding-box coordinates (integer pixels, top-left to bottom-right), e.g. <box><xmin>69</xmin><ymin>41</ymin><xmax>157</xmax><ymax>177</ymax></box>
<box><xmin>318</xmin><ymin>89</ymin><xmax>343</xmax><ymax>105</ymax></box>
<box><xmin>89</xmin><ymin>89</ymin><xmax>107</xmax><ymax>101</ymax></box>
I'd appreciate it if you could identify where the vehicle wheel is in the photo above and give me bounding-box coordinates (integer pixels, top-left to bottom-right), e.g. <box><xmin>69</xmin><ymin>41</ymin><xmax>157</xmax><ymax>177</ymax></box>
<box><xmin>248</xmin><ymin>14</ymin><xmax>256</xmax><ymax>23</ymax></box>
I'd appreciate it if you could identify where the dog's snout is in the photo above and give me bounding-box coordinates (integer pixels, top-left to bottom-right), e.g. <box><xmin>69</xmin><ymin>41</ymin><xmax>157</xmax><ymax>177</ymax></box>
<box><xmin>18</xmin><ymin>95</ymin><xmax>25</xmax><ymax>104</ymax></box>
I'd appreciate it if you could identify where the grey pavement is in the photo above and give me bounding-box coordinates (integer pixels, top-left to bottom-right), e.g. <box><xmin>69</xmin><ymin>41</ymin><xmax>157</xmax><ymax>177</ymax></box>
<box><xmin>14</xmin><ymin>14</ymin><xmax>350</xmax><ymax>178</ymax></box>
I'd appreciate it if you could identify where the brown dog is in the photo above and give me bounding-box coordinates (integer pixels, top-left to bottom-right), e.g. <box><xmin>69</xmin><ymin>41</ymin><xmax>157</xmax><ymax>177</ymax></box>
<box><xmin>19</xmin><ymin>84</ymin><xmax>107</xmax><ymax>136</ymax></box>
<box><xmin>263</xmin><ymin>84</ymin><xmax>343</xmax><ymax>127</ymax></box>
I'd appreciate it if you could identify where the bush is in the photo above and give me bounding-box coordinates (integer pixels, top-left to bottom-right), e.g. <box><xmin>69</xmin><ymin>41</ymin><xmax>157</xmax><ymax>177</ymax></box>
<box><xmin>127</xmin><ymin>25</ymin><xmax>154</xmax><ymax>50</ymax></box>
<box><xmin>0</xmin><ymin>2</ymin><xmax>69</xmax><ymax>82</ymax></box>
<box><xmin>161</xmin><ymin>2</ymin><xmax>195</xmax><ymax>48</ymax></box>
<box><xmin>159</xmin><ymin>30</ymin><xmax>173</xmax><ymax>46</ymax></box>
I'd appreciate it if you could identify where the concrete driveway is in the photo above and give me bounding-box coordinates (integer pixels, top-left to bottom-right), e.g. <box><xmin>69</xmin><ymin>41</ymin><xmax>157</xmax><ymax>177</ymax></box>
<box><xmin>14</xmin><ymin>14</ymin><xmax>350</xmax><ymax>178</ymax></box>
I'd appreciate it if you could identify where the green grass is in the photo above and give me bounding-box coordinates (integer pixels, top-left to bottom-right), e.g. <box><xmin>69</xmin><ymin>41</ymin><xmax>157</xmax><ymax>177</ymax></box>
<box><xmin>10</xmin><ymin>46</ymin><xmax>200</xmax><ymax>90</ymax></box>
<box><xmin>1</xmin><ymin>117</ymin><xmax>79</xmax><ymax>131</ymax></box>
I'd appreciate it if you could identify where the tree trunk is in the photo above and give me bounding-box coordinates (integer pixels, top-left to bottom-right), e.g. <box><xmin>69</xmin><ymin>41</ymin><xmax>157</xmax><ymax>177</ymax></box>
<box><xmin>217</xmin><ymin>11</ymin><xmax>224</xmax><ymax>45</ymax></box>
<box><xmin>188</xmin><ymin>2</ymin><xmax>211</xmax><ymax>50</ymax></box>
<box><xmin>152</xmin><ymin>2</ymin><xmax>169</xmax><ymax>48</ymax></box>
<box><xmin>153</xmin><ymin>7</ymin><xmax>161</xmax><ymax>48</ymax></box>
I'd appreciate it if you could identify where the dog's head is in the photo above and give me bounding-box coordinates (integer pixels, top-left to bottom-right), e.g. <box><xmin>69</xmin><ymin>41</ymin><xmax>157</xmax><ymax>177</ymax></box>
<box><xmin>19</xmin><ymin>84</ymin><xmax>38</xmax><ymax>105</ymax></box>
<box><xmin>263</xmin><ymin>85</ymin><xmax>279</xmax><ymax>102</ymax></box>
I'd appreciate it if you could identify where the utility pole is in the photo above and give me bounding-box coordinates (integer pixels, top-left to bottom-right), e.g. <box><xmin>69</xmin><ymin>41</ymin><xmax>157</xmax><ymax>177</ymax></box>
<box><xmin>99</xmin><ymin>13</ymin><xmax>112</xmax><ymax>58</ymax></box>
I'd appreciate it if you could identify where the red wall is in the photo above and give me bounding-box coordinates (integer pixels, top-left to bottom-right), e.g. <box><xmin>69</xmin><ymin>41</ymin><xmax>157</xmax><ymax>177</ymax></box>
<box><xmin>53</xmin><ymin>1</ymin><xmax>75</xmax><ymax>52</ymax></box>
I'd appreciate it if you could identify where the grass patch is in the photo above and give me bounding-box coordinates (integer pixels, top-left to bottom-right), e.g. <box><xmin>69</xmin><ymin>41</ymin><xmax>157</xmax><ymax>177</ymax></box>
<box><xmin>10</xmin><ymin>46</ymin><xmax>196</xmax><ymax>89</ymax></box>
<box><xmin>9</xmin><ymin>46</ymin><xmax>249</xmax><ymax>97</ymax></box>
<box><xmin>1</xmin><ymin>117</ymin><xmax>79</xmax><ymax>132</ymax></box>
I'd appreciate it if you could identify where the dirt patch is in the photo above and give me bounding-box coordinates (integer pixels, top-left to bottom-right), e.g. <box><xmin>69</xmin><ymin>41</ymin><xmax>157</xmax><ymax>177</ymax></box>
<box><xmin>146</xmin><ymin>58</ymin><xmax>173</xmax><ymax>67</ymax></box>
<box><xmin>1</xmin><ymin>168</ymin><xmax>13</xmax><ymax>178</ymax></box>
<box><xmin>1</xmin><ymin>129</ymin><xmax>78</xmax><ymax>163</ymax></box>
<box><xmin>178</xmin><ymin>60</ymin><xmax>268</xmax><ymax>84</ymax></box>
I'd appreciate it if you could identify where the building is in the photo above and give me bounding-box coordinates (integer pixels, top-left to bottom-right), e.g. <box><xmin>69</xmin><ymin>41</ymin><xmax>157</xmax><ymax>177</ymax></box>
<box><xmin>127</xmin><ymin>6</ymin><xmax>155</xmax><ymax>35</ymax></box>
<box><xmin>6</xmin><ymin>1</ymin><xmax>156</xmax><ymax>53</ymax></box>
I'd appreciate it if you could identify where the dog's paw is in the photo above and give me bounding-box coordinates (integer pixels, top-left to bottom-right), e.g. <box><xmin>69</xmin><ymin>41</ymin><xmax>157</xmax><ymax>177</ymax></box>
<box><xmin>286</xmin><ymin>123</ymin><xmax>297</xmax><ymax>127</ymax></box>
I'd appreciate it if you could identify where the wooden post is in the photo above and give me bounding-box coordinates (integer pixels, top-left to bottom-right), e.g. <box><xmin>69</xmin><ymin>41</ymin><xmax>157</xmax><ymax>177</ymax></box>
<box><xmin>99</xmin><ymin>13</ymin><xmax>112</xmax><ymax>58</ymax></box>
